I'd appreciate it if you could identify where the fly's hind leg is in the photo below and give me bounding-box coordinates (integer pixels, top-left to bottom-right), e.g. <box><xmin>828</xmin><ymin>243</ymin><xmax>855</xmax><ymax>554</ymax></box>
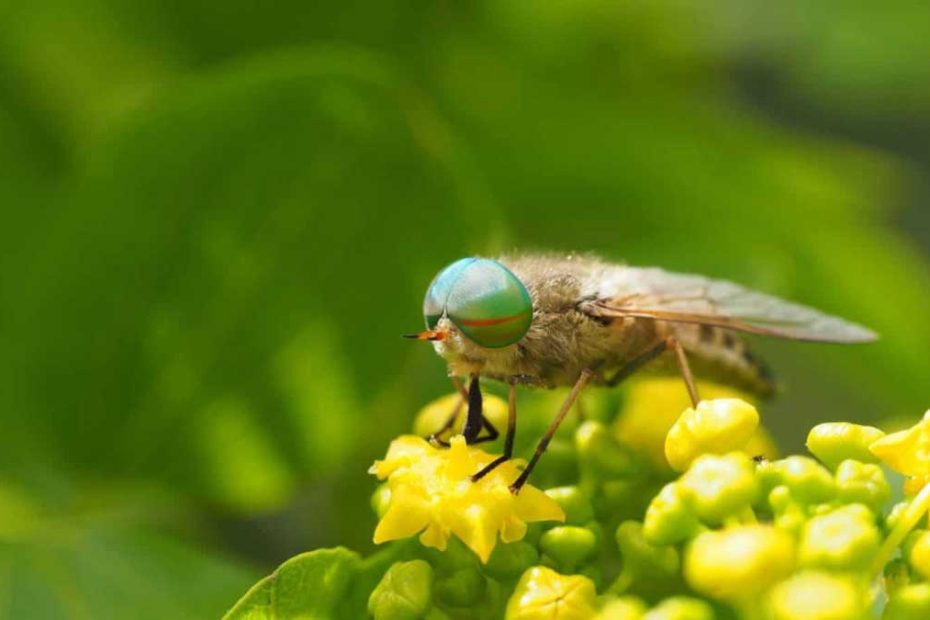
<box><xmin>510</xmin><ymin>370</ymin><xmax>593</xmax><ymax>494</ymax></box>
<box><xmin>606</xmin><ymin>337</ymin><xmax>700</xmax><ymax>407</ymax></box>
<box><xmin>668</xmin><ymin>337</ymin><xmax>700</xmax><ymax>407</ymax></box>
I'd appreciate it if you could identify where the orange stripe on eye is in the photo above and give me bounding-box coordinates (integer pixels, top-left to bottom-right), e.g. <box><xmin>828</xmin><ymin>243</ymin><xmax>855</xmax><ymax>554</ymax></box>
<box><xmin>457</xmin><ymin>312</ymin><xmax>529</xmax><ymax>327</ymax></box>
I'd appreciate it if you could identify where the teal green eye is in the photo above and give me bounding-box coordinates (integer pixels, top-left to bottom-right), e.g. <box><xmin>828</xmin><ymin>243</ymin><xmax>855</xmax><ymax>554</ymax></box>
<box><xmin>423</xmin><ymin>257</ymin><xmax>533</xmax><ymax>348</ymax></box>
<box><xmin>423</xmin><ymin>258</ymin><xmax>476</xmax><ymax>329</ymax></box>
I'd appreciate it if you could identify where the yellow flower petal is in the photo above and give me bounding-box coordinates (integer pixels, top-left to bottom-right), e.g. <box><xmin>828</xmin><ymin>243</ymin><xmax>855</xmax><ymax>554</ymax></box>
<box><xmin>373</xmin><ymin>493</ymin><xmax>430</xmax><ymax>544</ymax></box>
<box><xmin>870</xmin><ymin>411</ymin><xmax>930</xmax><ymax>477</ymax></box>
<box><xmin>369</xmin><ymin>435</ymin><xmax>432</xmax><ymax>478</ymax></box>
<box><xmin>905</xmin><ymin>475</ymin><xmax>930</xmax><ymax>497</ymax></box>
<box><xmin>514</xmin><ymin>485</ymin><xmax>566</xmax><ymax>523</ymax></box>
<box><xmin>418</xmin><ymin>523</ymin><xmax>449</xmax><ymax>551</ymax></box>
<box><xmin>501</xmin><ymin>515</ymin><xmax>528</xmax><ymax>544</ymax></box>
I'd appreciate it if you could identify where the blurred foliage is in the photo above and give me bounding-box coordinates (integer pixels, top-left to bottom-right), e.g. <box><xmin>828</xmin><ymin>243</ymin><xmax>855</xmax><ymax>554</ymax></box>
<box><xmin>0</xmin><ymin>1</ymin><xmax>929</xmax><ymax>617</ymax></box>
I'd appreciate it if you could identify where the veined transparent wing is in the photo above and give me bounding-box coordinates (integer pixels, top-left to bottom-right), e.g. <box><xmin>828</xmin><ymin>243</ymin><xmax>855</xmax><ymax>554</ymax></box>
<box><xmin>581</xmin><ymin>267</ymin><xmax>877</xmax><ymax>343</ymax></box>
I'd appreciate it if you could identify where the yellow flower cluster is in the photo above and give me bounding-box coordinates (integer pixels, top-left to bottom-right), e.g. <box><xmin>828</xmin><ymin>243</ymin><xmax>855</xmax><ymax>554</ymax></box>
<box><xmin>370</xmin><ymin>435</ymin><xmax>564</xmax><ymax>563</ymax></box>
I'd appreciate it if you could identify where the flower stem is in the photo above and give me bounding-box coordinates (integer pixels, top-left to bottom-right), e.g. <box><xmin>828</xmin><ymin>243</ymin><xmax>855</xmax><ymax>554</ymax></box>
<box><xmin>871</xmin><ymin>480</ymin><xmax>930</xmax><ymax>577</ymax></box>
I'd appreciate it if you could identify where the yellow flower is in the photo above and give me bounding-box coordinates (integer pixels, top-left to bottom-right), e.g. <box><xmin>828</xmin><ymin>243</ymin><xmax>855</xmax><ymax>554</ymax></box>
<box><xmin>870</xmin><ymin>411</ymin><xmax>930</xmax><ymax>485</ymax></box>
<box><xmin>505</xmin><ymin>566</ymin><xmax>597</xmax><ymax>620</ymax></box>
<box><xmin>370</xmin><ymin>435</ymin><xmax>564</xmax><ymax>563</ymax></box>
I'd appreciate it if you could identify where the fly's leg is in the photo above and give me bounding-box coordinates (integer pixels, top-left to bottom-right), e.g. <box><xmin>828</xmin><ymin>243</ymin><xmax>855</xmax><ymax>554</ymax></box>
<box><xmin>605</xmin><ymin>337</ymin><xmax>700</xmax><ymax>407</ymax></box>
<box><xmin>510</xmin><ymin>370</ymin><xmax>593</xmax><ymax>494</ymax></box>
<box><xmin>605</xmin><ymin>340</ymin><xmax>669</xmax><ymax>387</ymax></box>
<box><xmin>668</xmin><ymin>337</ymin><xmax>700</xmax><ymax>407</ymax></box>
<box><xmin>471</xmin><ymin>380</ymin><xmax>517</xmax><ymax>481</ymax></box>
<box><xmin>426</xmin><ymin>377</ymin><xmax>468</xmax><ymax>447</ymax></box>
<box><xmin>462</xmin><ymin>374</ymin><xmax>484</xmax><ymax>444</ymax></box>
<box><xmin>429</xmin><ymin>375</ymin><xmax>500</xmax><ymax>446</ymax></box>
<box><xmin>469</xmin><ymin>414</ymin><xmax>499</xmax><ymax>445</ymax></box>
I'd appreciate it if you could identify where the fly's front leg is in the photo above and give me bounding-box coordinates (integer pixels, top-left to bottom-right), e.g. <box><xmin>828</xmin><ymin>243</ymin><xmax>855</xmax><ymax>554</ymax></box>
<box><xmin>426</xmin><ymin>376</ymin><xmax>468</xmax><ymax>447</ymax></box>
<box><xmin>510</xmin><ymin>369</ymin><xmax>593</xmax><ymax>494</ymax></box>
<box><xmin>462</xmin><ymin>374</ymin><xmax>484</xmax><ymax>444</ymax></box>
<box><xmin>471</xmin><ymin>379</ymin><xmax>517</xmax><ymax>481</ymax></box>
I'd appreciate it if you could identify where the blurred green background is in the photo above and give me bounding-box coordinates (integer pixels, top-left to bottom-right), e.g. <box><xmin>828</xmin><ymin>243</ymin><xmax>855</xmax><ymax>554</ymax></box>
<box><xmin>1</xmin><ymin>1</ymin><xmax>929</xmax><ymax>617</ymax></box>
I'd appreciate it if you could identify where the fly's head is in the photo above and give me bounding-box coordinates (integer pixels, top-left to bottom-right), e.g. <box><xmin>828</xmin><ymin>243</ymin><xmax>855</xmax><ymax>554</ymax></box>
<box><xmin>407</xmin><ymin>257</ymin><xmax>534</xmax><ymax>376</ymax></box>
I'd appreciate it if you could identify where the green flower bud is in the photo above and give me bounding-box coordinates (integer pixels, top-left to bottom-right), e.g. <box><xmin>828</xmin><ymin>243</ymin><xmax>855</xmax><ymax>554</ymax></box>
<box><xmin>539</xmin><ymin>526</ymin><xmax>597</xmax><ymax>572</ymax></box>
<box><xmin>643</xmin><ymin>482</ymin><xmax>701</xmax><ymax>546</ymax></box>
<box><xmin>908</xmin><ymin>530</ymin><xmax>930</xmax><ymax>581</ymax></box>
<box><xmin>768</xmin><ymin>571</ymin><xmax>865</xmax><ymax>620</ymax></box>
<box><xmin>767</xmin><ymin>485</ymin><xmax>808</xmax><ymax>535</ymax></box>
<box><xmin>643</xmin><ymin>597</ymin><xmax>715</xmax><ymax>620</ymax></box>
<box><xmin>769</xmin><ymin>485</ymin><xmax>794</xmax><ymax>513</ymax></box>
<box><xmin>806</xmin><ymin>422</ymin><xmax>884</xmax><ymax>470</ymax></box>
<box><xmin>775</xmin><ymin>507</ymin><xmax>808</xmax><ymax>538</ymax></box>
<box><xmin>594</xmin><ymin>596</ymin><xmax>647</xmax><ymax>620</ymax></box>
<box><xmin>577</xmin><ymin>421</ymin><xmax>639</xmax><ymax>479</ymax></box>
<box><xmin>758</xmin><ymin>456</ymin><xmax>836</xmax><ymax>505</ymax></box>
<box><xmin>834</xmin><ymin>459</ymin><xmax>890</xmax><ymax>513</ymax></box>
<box><xmin>679</xmin><ymin>453</ymin><xmax>759</xmax><ymax>524</ymax></box>
<box><xmin>798</xmin><ymin>504</ymin><xmax>880</xmax><ymax>571</ymax></box>
<box><xmin>421</xmin><ymin>537</ymin><xmax>477</xmax><ymax>573</ymax></box>
<box><xmin>616</xmin><ymin>521</ymin><xmax>680</xmax><ymax>579</ymax></box>
<box><xmin>436</xmin><ymin>567</ymin><xmax>485</xmax><ymax>608</ymax></box>
<box><xmin>505</xmin><ymin>566</ymin><xmax>597</xmax><ymax>620</ymax></box>
<box><xmin>885</xmin><ymin>584</ymin><xmax>930</xmax><ymax>620</ymax></box>
<box><xmin>371</xmin><ymin>483</ymin><xmax>392</xmax><ymax>519</ymax></box>
<box><xmin>483</xmin><ymin>541</ymin><xmax>539</xmax><ymax>581</ymax></box>
<box><xmin>685</xmin><ymin>525</ymin><xmax>795</xmax><ymax>602</ymax></box>
<box><xmin>545</xmin><ymin>486</ymin><xmax>595</xmax><ymax>525</ymax></box>
<box><xmin>886</xmin><ymin>501</ymin><xmax>909</xmax><ymax>534</ymax></box>
<box><xmin>368</xmin><ymin>560</ymin><xmax>434</xmax><ymax>620</ymax></box>
<box><xmin>611</xmin><ymin>521</ymin><xmax>684</xmax><ymax>601</ymax></box>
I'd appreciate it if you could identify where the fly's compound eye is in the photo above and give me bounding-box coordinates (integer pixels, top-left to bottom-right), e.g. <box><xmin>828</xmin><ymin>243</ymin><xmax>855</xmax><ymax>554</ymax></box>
<box><xmin>446</xmin><ymin>259</ymin><xmax>533</xmax><ymax>348</ymax></box>
<box><xmin>423</xmin><ymin>258</ymin><xmax>476</xmax><ymax>329</ymax></box>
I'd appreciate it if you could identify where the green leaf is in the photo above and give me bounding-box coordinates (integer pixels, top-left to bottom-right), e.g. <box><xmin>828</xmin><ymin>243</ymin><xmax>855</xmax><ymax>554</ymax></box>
<box><xmin>223</xmin><ymin>547</ymin><xmax>363</xmax><ymax>620</ymax></box>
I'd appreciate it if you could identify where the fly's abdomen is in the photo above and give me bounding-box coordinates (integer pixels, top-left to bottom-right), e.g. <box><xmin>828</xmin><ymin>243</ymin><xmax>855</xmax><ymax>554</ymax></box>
<box><xmin>672</xmin><ymin>322</ymin><xmax>776</xmax><ymax>397</ymax></box>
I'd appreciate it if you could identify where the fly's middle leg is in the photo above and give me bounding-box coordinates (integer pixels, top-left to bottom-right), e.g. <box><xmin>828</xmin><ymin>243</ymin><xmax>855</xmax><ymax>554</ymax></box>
<box><xmin>471</xmin><ymin>380</ymin><xmax>517</xmax><ymax>481</ymax></box>
<box><xmin>510</xmin><ymin>369</ymin><xmax>592</xmax><ymax>494</ymax></box>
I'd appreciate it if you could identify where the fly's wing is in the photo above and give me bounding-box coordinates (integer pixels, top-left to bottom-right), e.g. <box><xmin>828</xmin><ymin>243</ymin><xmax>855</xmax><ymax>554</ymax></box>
<box><xmin>581</xmin><ymin>267</ymin><xmax>877</xmax><ymax>343</ymax></box>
